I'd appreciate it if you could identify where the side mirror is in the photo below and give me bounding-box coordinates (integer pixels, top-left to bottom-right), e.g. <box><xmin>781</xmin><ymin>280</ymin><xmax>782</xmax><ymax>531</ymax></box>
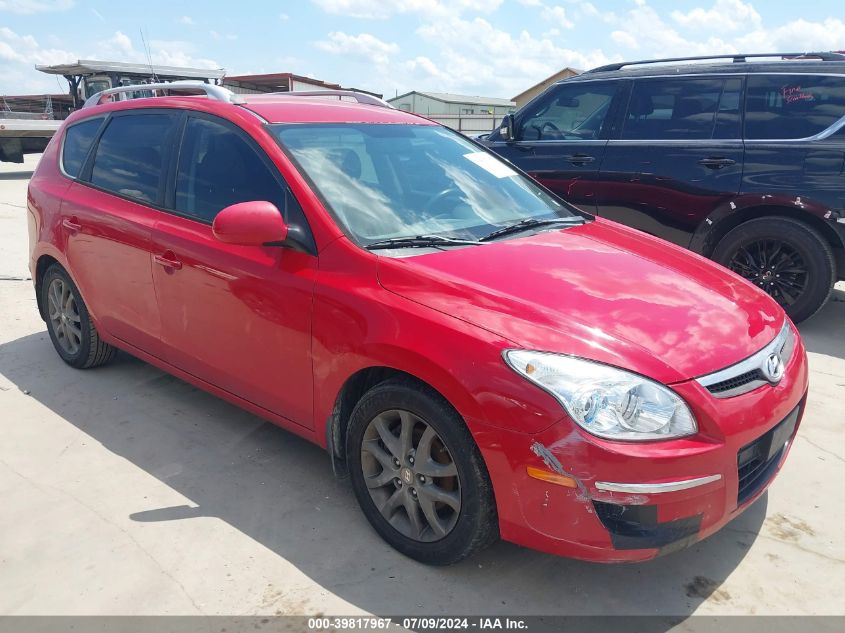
<box><xmin>212</xmin><ymin>201</ymin><xmax>288</xmax><ymax>246</ymax></box>
<box><xmin>499</xmin><ymin>114</ymin><xmax>515</xmax><ymax>142</ymax></box>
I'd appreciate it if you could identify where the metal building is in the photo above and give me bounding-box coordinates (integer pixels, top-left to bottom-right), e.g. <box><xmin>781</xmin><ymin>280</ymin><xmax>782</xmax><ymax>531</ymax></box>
<box><xmin>223</xmin><ymin>72</ymin><xmax>381</xmax><ymax>98</ymax></box>
<box><xmin>387</xmin><ymin>91</ymin><xmax>515</xmax><ymax>134</ymax></box>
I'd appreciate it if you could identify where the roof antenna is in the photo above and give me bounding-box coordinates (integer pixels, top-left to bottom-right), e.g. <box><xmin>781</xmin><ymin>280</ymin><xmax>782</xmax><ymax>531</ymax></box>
<box><xmin>140</xmin><ymin>28</ymin><xmax>158</xmax><ymax>83</ymax></box>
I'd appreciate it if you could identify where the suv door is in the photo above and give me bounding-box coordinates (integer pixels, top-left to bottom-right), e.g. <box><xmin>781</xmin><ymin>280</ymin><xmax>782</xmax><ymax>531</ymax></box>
<box><xmin>486</xmin><ymin>80</ymin><xmax>622</xmax><ymax>211</ymax></box>
<box><xmin>60</xmin><ymin>111</ymin><xmax>179</xmax><ymax>355</ymax></box>
<box><xmin>595</xmin><ymin>77</ymin><xmax>744</xmax><ymax>246</ymax></box>
<box><xmin>150</xmin><ymin>113</ymin><xmax>317</xmax><ymax>428</ymax></box>
<box><xmin>742</xmin><ymin>73</ymin><xmax>845</xmax><ymax>216</ymax></box>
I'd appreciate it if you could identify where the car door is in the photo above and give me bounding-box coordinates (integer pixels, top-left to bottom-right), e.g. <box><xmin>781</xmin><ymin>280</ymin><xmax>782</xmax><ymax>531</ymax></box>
<box><xmin>486</xmin><ymin>80</ymin><xmax>623</xmax><ymax>211</ymax></box>
<box><xmin>149</xmin><ymin>113</ymin><xmax>317</xmax><ymax>428</ymax></box>
<box><xmin>595</xmin><ymin>77</ymin><xmax>744</xmax><ymax>247</ymax></box>
<box><xmin>60</xmin><ymin>111</ymin><xmax>179</xmax><ymax>355</ymax></box>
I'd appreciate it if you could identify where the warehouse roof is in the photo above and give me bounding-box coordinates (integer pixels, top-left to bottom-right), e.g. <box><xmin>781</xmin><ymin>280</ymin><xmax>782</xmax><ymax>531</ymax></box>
<box><xmin>222</xmin><ymin>73</ymin><xmax>382</xmax><ymax>98</ymax></box>
<box><xmin>223</xmin><ymin>72</ymin><xmax>341</xmax><ymax>91</ymax></box>
<box><xmin>389</xmin><ymin>91</ymin><xmax>515</xmax><ymax>107</ymax></box>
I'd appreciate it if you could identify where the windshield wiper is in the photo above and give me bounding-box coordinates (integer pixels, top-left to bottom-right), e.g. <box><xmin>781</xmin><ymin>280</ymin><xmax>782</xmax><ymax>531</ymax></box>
<box><xmin>479</xmin><ymin>217</ymin><xmax>585</xmax><ymax>242</ymax></box>
<box><xmin>365</xmin><ymin>234</ymin><xmax>481</xmax><ymax>251</ymax></box>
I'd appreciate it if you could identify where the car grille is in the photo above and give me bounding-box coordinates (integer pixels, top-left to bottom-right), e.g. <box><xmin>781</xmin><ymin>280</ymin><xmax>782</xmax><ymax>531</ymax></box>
<box><xmin>696</xmin><ymin>322</ymin><xmax>796</xmax><ymax>398</ymax></box>
<box><xmin>707</xmin><ymin>368</ymin><xmax>764</xmax><ymax>395</ymax></box>
<box><xmin>736</xmin><ymin>403</ymin><xmax>801</xmax><ymax>505</ymax></box>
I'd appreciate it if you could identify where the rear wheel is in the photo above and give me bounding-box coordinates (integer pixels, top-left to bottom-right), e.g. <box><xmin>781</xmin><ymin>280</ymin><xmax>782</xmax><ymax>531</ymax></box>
<box><xmin>41</xmin><ymin>265</ymin><xmax>117</xmax><ymax>368</ymax></box>
<box><xmin>346</xmin><ymin>379</ymin><xmax>498</xmax><ymax>565</ymax></box>
<box><xmin>712</xmin><ymin>217</ymin><xmax>835</xmax><ymax>323</ymax></box>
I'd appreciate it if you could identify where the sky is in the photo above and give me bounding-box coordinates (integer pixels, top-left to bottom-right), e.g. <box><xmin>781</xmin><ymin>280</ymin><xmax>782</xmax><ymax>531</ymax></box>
<box><xmin>1</xmin><ymin>0</ymin><xmax>844</xmax><ymax>100</ymax></box>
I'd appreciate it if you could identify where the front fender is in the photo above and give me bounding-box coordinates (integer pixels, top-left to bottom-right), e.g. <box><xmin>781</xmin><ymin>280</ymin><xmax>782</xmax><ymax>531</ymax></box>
<box><xmin>310</xmin><ymin>242</ymin><xmax>568</xmax><ymax>447</ymax></box>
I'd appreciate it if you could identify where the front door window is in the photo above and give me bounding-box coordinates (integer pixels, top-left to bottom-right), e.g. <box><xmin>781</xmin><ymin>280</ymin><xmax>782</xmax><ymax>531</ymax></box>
<box><xmin>518</xmin><ymin>82</ymin><xmax>617</xmax><ymax>141</ymax></box>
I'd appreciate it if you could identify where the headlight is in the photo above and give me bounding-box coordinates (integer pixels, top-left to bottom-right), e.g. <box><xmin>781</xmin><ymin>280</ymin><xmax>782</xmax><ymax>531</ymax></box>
<box><xmin>504</xmin><ymin>350</ymin><xmax>697</xmax><ymax>441</ymax></box>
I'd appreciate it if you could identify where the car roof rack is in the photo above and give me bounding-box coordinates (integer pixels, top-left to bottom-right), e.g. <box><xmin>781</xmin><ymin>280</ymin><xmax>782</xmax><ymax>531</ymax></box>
<box><xmin>82</xmin><ymin>83</ymin><xmax>393</xmax><ymax>110</ymax></box>
<box><xmin>82</xmin><ymin>81</ymin><xmax>244</xmax><ymax>108</ymax></box>
<box><xmin>271</xmin><ymin>90</ymin><xmax>394</xmax><ymax>109</ymax></box>
<box><xmin>586</xmin><ymin>51</ymin><xmax>845</xmax><ymax>74</ymax></box>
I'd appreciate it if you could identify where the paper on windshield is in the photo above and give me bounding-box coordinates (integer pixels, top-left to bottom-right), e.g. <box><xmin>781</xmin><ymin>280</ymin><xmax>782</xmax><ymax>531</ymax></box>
<box><xmin>463</xmin><ymin>152</ymin><xmax>518</xmax><ymax>178</ymax></box>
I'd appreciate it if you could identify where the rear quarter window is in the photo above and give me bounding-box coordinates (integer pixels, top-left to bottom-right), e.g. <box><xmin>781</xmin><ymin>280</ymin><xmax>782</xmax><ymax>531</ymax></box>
<box><xmin>61</xmin><ymin>118</ymin><xmax>103</xmax><ymax>178</ymax></box>
<box><xmin>745</xmin><ymin>74</ymin><xmax>845</xmax><ymax>139</ymax></box>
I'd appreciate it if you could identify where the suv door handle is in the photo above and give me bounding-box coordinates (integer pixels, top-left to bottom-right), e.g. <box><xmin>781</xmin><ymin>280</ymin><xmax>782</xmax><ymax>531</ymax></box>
<box><xmin>154</xmin><ymin>251</ymin><xmax>182</xmax><ymax>270</ymax></box>
<box><xmin>698</xmin><ymin>157</ymin><xmax>736</xmax><ymax>169</ymax></box>
<box><xmin>62</xmin><ymin>217</ymin><xmax>81</xmax><ymax>233</ymax></box>
<box><xmin>564</xmin><ymin>154</ymin><xmax>596</xmax><ymax>165</ymax></box>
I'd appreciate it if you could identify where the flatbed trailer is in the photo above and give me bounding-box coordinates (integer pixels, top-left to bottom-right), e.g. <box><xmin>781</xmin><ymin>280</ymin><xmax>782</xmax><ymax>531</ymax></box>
<box><xmin>0</xmin><ymin>118</ymin><xmax>61</xmax><ymax>163</ymax></box>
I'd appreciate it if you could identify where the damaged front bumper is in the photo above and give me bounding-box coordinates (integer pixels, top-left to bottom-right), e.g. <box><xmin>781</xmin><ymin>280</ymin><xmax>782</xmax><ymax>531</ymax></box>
<box><xmin>471</xmin><ymin>341</ymin><xmax>808</xmax><ymax>563</ymax></box>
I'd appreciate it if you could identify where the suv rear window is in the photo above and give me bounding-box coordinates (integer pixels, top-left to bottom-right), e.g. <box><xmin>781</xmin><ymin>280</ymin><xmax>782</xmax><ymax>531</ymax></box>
<box><xmin>745</xmin><ymin>74</ymin><xmax>845</xmax><ymax>139</ymax></box>
<box><xmin>622</xmin><ymin>78</ymin><xmax>741</xmax><ymax>140</ymax></box>
<box><xmin>61</xmin><ymin>118</ymin><xmax>103</xmax><ymax>178</ymax></box>
<box><xmin>90</xmin><ymin>113</ymin><xmax>178</xmax><ymax>204</ymax></box>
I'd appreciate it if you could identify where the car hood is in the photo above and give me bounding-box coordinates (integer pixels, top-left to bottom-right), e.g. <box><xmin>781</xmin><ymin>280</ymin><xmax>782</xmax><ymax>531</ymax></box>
<box><xmin>376</xmin><ymin>219</ymin><xmax>785</xmax><ymax>384</ymax></box>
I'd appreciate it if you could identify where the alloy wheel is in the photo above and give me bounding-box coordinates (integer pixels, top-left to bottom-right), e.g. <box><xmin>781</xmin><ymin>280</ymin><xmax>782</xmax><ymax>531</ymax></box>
<box><xmin>727</xmin><ymin>239</ymin><xmax>808</xmax><ymax>307</ymax></box>
<box><xmin>47</xmin><ymin>277</ymin><xmax>82</xmax><ymax>356</ymax></box>
<box><xmin>360</xmin><ymin>409</ymin><xmax>461</xmax><ymax>542</ymax></box>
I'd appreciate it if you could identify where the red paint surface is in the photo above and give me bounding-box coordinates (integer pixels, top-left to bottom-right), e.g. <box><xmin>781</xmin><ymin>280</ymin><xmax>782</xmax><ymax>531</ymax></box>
<box><xmin>28</xmin><ymin>94</ymin><xmax>808</xmax><ymax>562</ymax></box>
<box><xmin>212</xmin><ymin>200</ymin><xmax>288</xmax><ymax>245</ymax></box>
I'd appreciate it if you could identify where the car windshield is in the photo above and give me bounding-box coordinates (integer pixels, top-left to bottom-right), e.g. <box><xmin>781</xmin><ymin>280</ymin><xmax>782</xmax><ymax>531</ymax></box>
<box><xmin>271</xmin><ymin>123</ymin><xmax>584</xmax><ymax>247</ymax></box>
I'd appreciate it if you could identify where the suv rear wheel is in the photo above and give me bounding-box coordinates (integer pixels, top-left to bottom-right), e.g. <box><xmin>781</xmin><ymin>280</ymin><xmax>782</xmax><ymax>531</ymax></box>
<box><xmin>346</xmin><ymin>378</ymin><xmax>498</xmax><ymax>565</ymax></box>
<box><xmin>713</xmin><ymin>216</ymin><xmax>835</xmax><ymax>323</ymax></box>
<box><xmin>42</xmin><ymin>265</ymin><xmax>117</xmax><ymax>368</ymax></box>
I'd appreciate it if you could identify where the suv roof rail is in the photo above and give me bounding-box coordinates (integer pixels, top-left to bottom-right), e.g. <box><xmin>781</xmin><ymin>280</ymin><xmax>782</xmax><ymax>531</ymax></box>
<box><xmin>274</xmin><ymin>90</ymin><xmax>394</xmax><ymax>109</ymax></box>
<box><xmin>586</xmin><ymin>51</ymin><xmax>845</xmax><ymax>74</ymax></box>
<box><xmin>82</xmin><ymin>81</ymin><xmax>244</xmax><ymax>108</ymax></box>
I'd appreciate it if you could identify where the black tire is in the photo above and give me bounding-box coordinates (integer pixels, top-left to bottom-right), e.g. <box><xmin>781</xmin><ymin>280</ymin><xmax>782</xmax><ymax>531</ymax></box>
<box><xmin>346</xmin><ymin>378</ymin><xmax>498</xmax><ymax>565</ymax></box>
<box><xmin>41</xmin><ymin>264</ymin><xmax>117</xmax><ymax>369</ymax></box>
<box><xmin>712</xmin><ymin>216</ymin><xmax>835</xmax><ymax>323</ymax></box>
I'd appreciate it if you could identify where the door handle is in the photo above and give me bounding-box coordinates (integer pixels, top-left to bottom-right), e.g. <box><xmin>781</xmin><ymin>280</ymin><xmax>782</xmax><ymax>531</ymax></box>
<box><xmin>154</xmin><ymin>251</ymin><xmax>182</xmax><ymax>270</ymax></box>
<box><xmin>698</xmin><ymin>157</ymin><xmax>736</xmax><ymax>169</ymax></box>
<box><xmin>62</xmin><ymin>217</ymin><xmax>81</xmax><ymax>233</ymax></box>
<box><xmin>564</xmin><ymin>154</ymin><xmax>596</xmax><ymax>165</ymax></box>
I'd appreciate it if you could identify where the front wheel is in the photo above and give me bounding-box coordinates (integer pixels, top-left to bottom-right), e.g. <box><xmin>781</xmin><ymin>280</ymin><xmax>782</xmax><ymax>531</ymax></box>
<box><xmin>346</xmin><ymin>379</ymin><xmax>498</xmax><ymax>565</ymax></box>
<box><xmin>712</xmin><ymin>216</ymin><xmax>836</xmax><ymax>323</ymax></box>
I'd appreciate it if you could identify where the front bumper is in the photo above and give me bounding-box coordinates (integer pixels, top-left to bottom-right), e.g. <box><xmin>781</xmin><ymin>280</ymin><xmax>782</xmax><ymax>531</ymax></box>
<box><xmin>474</xmin><ymin>329</ymin><xmax>809</xmax><ymax>562</ymax></box>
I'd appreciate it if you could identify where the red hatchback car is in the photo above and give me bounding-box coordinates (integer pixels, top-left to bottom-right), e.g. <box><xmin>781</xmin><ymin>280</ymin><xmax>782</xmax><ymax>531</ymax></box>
<box><xmin>27</xmin><ymin>84</ymin><xmax>808</xmax><ymax>565</ymax></box>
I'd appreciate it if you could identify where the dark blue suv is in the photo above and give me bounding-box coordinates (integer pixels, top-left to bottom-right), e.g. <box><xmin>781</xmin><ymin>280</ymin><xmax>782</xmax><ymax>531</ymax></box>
<box><xmin>485</xmin><ymin>52</ymin><xmax>845</xmax><ymax>322</ymax></box>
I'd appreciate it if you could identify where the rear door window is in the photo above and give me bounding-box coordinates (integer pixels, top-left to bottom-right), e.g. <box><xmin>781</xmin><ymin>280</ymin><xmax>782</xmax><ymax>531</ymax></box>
<box><xmin>622</xmin><ymin>78</ymin><xmax>726</xmax><ymax>140</ymax></box>
<box><xmin>61</xmin><ymin>117</ymin><xmax>103</xmax><ymax>178</ymax></box>
<box><xmin>90</xmin><ymin>113</ymin><xmax>179</xmax><ymax>204</ymax></box>
<box><xmin>518</xmin><ymin>81</ymin><xmax>618</xmax><ymax>141</ymax></box>
<box><xmin>745</xmin><ymin>74</ymin><xmax>845</xmax><ymax>140</ymax></box>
